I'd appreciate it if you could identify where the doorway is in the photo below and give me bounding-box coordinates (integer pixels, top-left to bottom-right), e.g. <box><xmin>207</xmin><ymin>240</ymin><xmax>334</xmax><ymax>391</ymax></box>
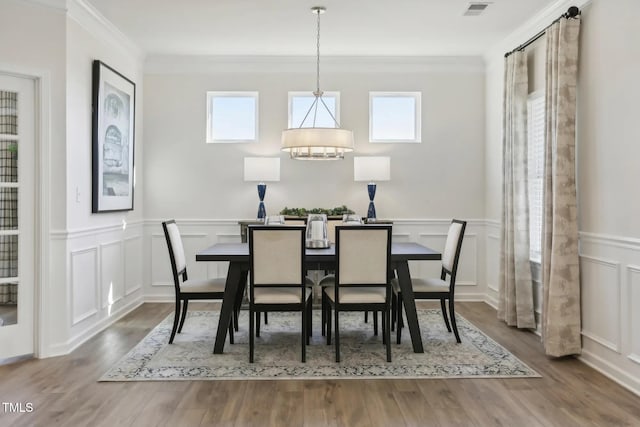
<box><xmin>0</xmin><ymin>73</ymin><xmax>36</xmax><ymax>361</ymax></box>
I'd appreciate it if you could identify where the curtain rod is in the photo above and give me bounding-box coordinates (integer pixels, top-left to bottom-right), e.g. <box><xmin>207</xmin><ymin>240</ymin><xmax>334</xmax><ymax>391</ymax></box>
<box><xmin>504</xmin><ymin>6</ymin><xmax>581</xmax><ymax>58</ymax></box>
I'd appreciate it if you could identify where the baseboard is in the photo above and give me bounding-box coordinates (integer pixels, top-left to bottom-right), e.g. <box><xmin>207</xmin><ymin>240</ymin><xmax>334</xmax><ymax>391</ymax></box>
<box><xmin>579</xmin><ymin>350</ymin><xmax>640</xmax><ymax>397</ymax></box>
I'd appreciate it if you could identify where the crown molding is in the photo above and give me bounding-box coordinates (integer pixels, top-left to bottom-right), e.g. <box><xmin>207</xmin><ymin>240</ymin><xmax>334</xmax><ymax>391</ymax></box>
<box><xmin>145</xmin><ymin>55</ymin><xmax>485</xmax><ymax>74</ymax></box>
<box><xmin>483</xmin><ymin>0</ymin><xmax>593</xmax><ymax>66</ymax></box>
<box><xmin>66</xmin><ymin>0</ymin><xmax>145</xmax><ymax>61</ymax></box>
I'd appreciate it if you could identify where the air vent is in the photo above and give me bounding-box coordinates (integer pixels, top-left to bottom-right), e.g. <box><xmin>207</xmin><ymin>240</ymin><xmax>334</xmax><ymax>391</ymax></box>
<box><xmin>464</xmin><ymin>2</ymin><xmax>490</xmax><ymax>16</ymax></box>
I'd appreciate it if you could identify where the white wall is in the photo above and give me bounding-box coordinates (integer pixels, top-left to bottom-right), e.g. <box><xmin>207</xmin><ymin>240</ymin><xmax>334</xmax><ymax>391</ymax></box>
<box><xmin>484</xmin><ymin>0</ymin><xmax>640</xmax><ymax>395</ymax></box>
<box><xmin>143</xmin><ymin>57</ymin><xmax>486</xmax><ymax>221</ymax></box>
<box><xmin>63</xmin><ymin>4</ymin><xmax>146</xmax><ymax>353</ymax></box>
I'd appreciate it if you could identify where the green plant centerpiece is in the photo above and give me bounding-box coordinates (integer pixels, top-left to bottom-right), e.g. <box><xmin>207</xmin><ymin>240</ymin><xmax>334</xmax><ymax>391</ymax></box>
<box><xmin>280</xmin><ymin>205</ymin><xmax>355</xmax><ymax>217</ymax></box>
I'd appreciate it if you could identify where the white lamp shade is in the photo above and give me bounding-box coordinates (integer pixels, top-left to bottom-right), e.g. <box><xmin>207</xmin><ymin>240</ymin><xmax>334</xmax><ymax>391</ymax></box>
<box><xmin>354</xmin><ymin>156</ymin><xmax>391</xmax><ymax>182</ymax></box>
<box><xmin>281</xmin><ymin>128</ymin><xmax>354</xmax><ymax>159</ymax></box>
<box><xmin>243</xmin><ymin>157</ymin><xmax>280</xmax><ymax>182</ymax></box>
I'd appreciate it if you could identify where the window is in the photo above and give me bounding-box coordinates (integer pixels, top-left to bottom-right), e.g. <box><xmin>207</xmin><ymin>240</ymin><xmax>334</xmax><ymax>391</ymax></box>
<box><xmin>288</xmin><ymin>92</ymin><xmax>339</xmax><ymax>128</ymax></box>
<box><xmin>369</xmin><ymin>92</ymin><xmax>421</xmax><ymax>143</ymax></box>
<box><xmin>527</xmin><ymin>92</ymin><xmax>545</xmax><ymax>262</ymax></box>
<box><xmin>206</xmin><ymin>92</ymin><xmax>258</xmax><ymax>143</ymax></box>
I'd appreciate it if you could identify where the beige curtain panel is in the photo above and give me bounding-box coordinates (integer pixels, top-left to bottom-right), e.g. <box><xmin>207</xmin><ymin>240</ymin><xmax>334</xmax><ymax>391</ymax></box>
<box><xmin>498</xmin><ymin>51</ymin><xmax>536</xmax><ymax>329</ymax></box>
<box><xmin>542</xmin><ymin>16</ymin><xmax>582</xmax><ymax>357</ymax></box>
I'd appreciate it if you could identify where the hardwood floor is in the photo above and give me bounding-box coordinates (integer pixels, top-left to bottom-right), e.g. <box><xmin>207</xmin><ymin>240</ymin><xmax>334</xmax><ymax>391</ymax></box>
<box><xmin>1</xmin><ymin>302</ymin><xmax>639</xmax><ymax>426</ymax></box>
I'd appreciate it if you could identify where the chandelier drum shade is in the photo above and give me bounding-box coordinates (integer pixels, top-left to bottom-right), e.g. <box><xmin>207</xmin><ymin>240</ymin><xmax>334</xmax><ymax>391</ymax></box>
<box><xmin>281</xmin><ymin>6</ymin><xmax>354</xmax><ymax>160</ymax></box>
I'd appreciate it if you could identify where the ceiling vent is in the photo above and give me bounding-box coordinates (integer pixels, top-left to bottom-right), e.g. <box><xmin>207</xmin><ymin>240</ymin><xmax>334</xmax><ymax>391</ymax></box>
<box><xmin>464</xmin><ymin>2</ymin><xmax>490</xmax><ymax>16</ymax></box>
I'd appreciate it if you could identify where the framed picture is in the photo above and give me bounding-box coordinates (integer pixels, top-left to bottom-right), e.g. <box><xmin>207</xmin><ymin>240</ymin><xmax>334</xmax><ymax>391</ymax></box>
<box><xmin>92</xmin><ymin>60</ymin><xmax>136</xmax><ymax>213</ymax></box>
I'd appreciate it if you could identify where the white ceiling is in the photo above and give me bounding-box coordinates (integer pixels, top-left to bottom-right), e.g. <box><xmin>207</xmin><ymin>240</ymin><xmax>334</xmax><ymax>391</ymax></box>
<box><xmin>85</xmin><ymin>0</ymin><xmax>558</xmax><ymax>56</ymax></box>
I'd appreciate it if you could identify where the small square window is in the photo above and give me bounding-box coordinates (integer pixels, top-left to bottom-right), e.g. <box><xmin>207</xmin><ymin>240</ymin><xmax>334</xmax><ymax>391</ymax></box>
<box><xmin>369</xmin><ymin>92</ymin><xmax>421</xmax><ymax>143</ymax></box>
<box><xmin>288</xmin><ymin>92</ymin><xmax>340</xmax><ymax>128</ymax></box>
<box><xmin>206</xmin><ymin>92</ymin><xmax>258</xmax><ymax>143</ymax></box>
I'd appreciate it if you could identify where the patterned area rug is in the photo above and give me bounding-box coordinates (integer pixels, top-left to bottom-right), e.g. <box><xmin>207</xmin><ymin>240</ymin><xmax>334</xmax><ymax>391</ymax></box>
<box><xmin>100</xmin><ymin>310</ymin><xmax>540</xmax><ymax>381</ymax></box>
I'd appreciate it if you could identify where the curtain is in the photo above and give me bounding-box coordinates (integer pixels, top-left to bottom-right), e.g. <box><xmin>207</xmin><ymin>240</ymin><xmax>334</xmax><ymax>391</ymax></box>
<box><xmin>541</xmin><ymin>16</ymin><xmax>582</xmax><ymax>357</ymax></box>
<box><xmin>498</xmin><ymin>51</ymin><xmax>536</xmax><ymax>329</ymax></box>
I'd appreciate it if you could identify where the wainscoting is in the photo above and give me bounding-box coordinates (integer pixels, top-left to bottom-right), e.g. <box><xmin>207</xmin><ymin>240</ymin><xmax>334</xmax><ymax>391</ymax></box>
<box><xmin>578</xmin><ymin>232</ymin><xmax>640</xmax><ymax>396</ymax></box>
<box><xmin>61</xmin><ymin>221</ymin><xmax>145</xmax><ymax>355</ymax></box>
<box><xmin>484</xmin><ymin>220</ymin><xmax>640</xmax><ymax>396</ymax></box>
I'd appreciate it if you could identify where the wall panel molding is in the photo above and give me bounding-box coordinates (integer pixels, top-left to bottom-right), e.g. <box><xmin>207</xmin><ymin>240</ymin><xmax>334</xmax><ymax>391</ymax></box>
<box><xmin>124</xmin><ymin>235</ymin><xmax>143</xmax><ymax>296</ymax></box>
<box><xmin>70</xmin><ymin>247</ymin><xmax>98</xmax><ymax>326</ymax></box>
<box><xmin>628</xmin><ymin>265</ymin><xmax>640</xmax><ymax>365</ymax></box>
<box><xmin>580</xmin><ymin>255</ymin><xmax>621</xmax><ymax>354</ymax></box>
<box><xmin>99</xmin><ymin>240</ymin><xmax>124</xmax><ymax>310</ymax></box>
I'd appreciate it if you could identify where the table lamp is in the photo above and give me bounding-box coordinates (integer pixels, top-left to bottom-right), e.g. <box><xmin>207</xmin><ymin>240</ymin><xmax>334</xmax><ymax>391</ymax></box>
<box><xmin>244</xmin><ymin>157</ymin><xmax>280</xmax><ymax>220</ymax></box>
<box><xmin>354</xmin><ymin>156</ymin><xmax>391</xmax><ymax>220</ymax></box>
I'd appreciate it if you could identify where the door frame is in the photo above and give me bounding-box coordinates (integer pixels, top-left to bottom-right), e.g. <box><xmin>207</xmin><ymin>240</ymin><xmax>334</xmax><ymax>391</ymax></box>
<box><xmin>0</xmin><ymin>63</ymin><xmax>51</xmax><ymax>359</ymax></box>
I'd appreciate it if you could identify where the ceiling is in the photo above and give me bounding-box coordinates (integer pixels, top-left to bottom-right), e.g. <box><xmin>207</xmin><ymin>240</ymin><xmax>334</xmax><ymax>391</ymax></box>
<box><xmin>85</xmin><ymin>0</ymin><xmax>558</xmax><ymax>56</ymax></box>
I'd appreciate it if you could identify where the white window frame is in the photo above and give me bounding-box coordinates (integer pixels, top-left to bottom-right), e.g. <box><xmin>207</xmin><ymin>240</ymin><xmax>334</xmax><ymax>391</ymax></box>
<box><xmin>369</xmin><ymin>91</ymin><xmax>422</xmax><ymax>143</ymax></box>
<box><xmin>527</xmin><ymin>91</ymin><xmax>545</xmax><ymax>263</ymax></box>
<box><xmin>287</xmin><ymin>91</ymin><xmax>340</xmax><ymax>128</ymax></box>
<box><xmin>206</xmin><ymin>91</ymin><xmax>258</xmax><ymax>143</ymax></box>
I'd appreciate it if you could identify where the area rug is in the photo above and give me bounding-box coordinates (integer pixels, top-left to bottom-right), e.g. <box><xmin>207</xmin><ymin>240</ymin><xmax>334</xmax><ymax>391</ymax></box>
<box><xmin>100</xmin><ymin>310</ymin><xmax>540</xmax><ymax>381</ymax></box>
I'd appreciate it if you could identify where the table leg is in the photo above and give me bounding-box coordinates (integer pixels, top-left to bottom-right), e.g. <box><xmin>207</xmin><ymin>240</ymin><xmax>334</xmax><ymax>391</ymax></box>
<box><xmin>214</xmin><ymin>261</ymin><xmax>244</xmax><ymax>354</ymax></box>
<box><xmin>395</xmin><ymin>261</ymin><xmax>424</xmax><ymax>353</ymax></box>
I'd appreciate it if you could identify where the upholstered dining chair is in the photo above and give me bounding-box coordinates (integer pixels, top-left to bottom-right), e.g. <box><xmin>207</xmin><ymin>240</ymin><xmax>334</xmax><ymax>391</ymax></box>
<box><xmin>248</xmin><ymin>225</ymin><xmax>312</xmax><ymax>363</ymax></box>
<box><xmin>393</xmin><ymin>219</ymin><xmax>467</xmax><ymax>344</ymax></box>
<box><xmin>324</xmin><ymin>225</ymin><xmax>392</xmax><ymax>362</ymax></box>
<box><xmin>162</xmin><ymin>220</ymin><xmax>233</xmax><ymax>344</ymax></box>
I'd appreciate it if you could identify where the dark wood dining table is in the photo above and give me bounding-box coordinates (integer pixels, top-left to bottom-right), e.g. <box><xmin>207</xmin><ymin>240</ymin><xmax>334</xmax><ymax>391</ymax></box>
<box><xmin>196</xmin><ymin>242</ymin><xmax>441</xmax><ymax>354</ymax></box>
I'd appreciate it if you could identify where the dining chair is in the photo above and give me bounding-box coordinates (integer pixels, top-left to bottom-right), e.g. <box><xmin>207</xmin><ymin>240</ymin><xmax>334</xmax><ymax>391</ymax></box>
<box><xmin>393</xmin><ymin>219</ymin><xmax>467</xmax><ymax>344</ymax></box>
<box><xmin>324</xmin><ymin>225</ymin><xmax>392</xmax><ymax>362</ymax></box>
<box><xmin>162</xmin><ymin>220</ymin><xmax>233</xmax><ymax>344</ymax></box>
<box><xmin>248</xmin><ymin>225</ymin><xmax>312</xmax><ymax>363</ymax></box>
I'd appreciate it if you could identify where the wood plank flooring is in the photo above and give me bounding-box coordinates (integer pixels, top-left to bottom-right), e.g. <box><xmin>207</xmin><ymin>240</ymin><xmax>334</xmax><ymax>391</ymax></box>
<box><xmin>1</xmin><ymin>302</ymin><xmax>639</xmax><ymax>426</ymax></box>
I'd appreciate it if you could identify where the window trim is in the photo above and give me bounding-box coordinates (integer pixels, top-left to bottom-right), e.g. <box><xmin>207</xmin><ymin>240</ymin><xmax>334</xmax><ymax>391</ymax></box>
<box><xmin>206</xmin><ymin>91</ymin><xmax>259</xmax><ymax>143</ymax></box>
<box><xmin>287</xmin><ymin>91</ymin><xmax>340</xmax><ymax>128</ymax></box>
<box><xmin>369</xmin><ymin>91</ymin><xmax>422</xmax><ymax>143</ymax></box>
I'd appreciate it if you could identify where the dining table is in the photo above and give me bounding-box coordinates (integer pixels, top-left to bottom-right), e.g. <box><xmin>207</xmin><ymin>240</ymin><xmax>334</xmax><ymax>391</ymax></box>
<box><xmin>196</xmin><ymin>241</ymin><xmax>441</xmax><ymax>354</ymax></box>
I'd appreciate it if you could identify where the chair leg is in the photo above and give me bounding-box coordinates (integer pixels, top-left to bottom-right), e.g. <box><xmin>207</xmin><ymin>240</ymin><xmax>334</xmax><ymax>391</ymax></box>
<box><xmin>326</xmin><ymin>303</ymin><xmax>332</xmax><ymax>345</ymax></box>
<box><xmin>381</xmin><ymin>313</ymin><xmax>386</xmax><ymax>345</ymax></box>
<box><xmin>391</xmin><ymin>293</ymin><xmax>396</xmax><ymax>332</ymax></box>
<box><xmin>373</xmin><ymin>311</ymin><xmax>379</xmax><ymax>336</ymax></box>
<box><xmin>301</xmin><ymin>307</ymin><xmax>306</xmax><ymax>363</ymax></box>
<box><xmin>396</xmin><ymin>294</ymin><xmax>403</xmax><ymax>345</ymax></box>
<box><xmin>249</xmin><ymin>306</ymin><xmax>255</xmax><ymax>363</ymax></box>
<box><xmin>233</xmin><ymin>306</ymin><xmax>239</xmax><ymax>332</ymax></box>
<box><xmin>308</xmin><ymin>296</ymin><xmax>313</xmax><ymax>339</ymax></box>
<box><xmin>256</xmin><ymin>311</ymin><xmax>261</xmax><ymax>337</ymax></box>
<box><xmin>364</xmin><ymin>311</ymin><xmax>368</xmax><ymax>323</ymax></box>
<box><xmin>169</xmin><ymin>298</ymin><xmax>181</xmax><ymax>344</ymax></box>
<box><xmin>449</xmin><ymin>298</ymin><xmax>461</xmax><ymax>343</ymax></box>
<box><xmin>264</xmin><ymin>312</ymin><xmax>268</xmax><ymax>325</ymax></box>
<box><xmin>440</xmin><ymin>298</ymin><xmax>452</xmax><ymax>332</ymax></box>
<box><xmin>321</xmin><ymin>291</ymin><xmax>326</xmax><ymax>336</ymax></box>
<box><xmin>177</xmin><ymin>300</ymin><xmax>189</xmax><ymax>333</ymax></box>
<box><xmin>385</xmin><ymin>306</ymin><xmax>392</xmax><ymax>362</ymax></box>
<box><xmin>334</xmin><ymin>307</ymin><xmax>340</xmax><ymax>363</ymax></box>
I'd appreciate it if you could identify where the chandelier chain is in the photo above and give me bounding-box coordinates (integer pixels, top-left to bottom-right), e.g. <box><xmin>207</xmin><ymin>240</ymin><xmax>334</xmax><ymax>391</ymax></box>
<box><xmin>316</xmin><ymin>9</ymin><xmax>321</xmax><ymax>94</ymax></box>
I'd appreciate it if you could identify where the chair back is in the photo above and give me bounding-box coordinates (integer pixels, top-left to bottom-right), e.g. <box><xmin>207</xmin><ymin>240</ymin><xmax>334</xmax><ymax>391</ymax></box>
<box><xmin>441</xmin><ymin>219</ymin><xmax>467</xmax><ymax>277</ymax></box>
<box><xmin>249</xmin><ymin>225</ymin><xmax>306</xmax><ymax>286</ymax></box>
<box><xmin>162</xmin><ymin>220</ymin><xmax>187</xmax><ymax>289</ymax></box>
<box><xmin>335</xmin><ymin>225</ymin><xmax>391</xmax><ymax>286</ymax></box>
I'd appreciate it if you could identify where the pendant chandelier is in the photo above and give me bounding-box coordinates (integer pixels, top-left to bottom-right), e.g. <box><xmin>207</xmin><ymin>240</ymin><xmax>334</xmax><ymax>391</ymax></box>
<box><xmin>281</xmin><ymin>6</ymin><xmax>354</xmax><ymax>160</ymax></box>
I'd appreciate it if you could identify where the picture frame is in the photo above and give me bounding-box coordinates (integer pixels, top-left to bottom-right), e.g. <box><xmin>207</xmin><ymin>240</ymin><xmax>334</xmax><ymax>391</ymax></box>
<box><xmin>92</xmin><ymin>60</ymin><xmax>136</xmax><ymax>213</ymax></box>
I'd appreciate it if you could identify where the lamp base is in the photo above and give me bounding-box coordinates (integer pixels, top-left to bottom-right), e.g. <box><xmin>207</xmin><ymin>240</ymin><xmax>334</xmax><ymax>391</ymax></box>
<box><xmin>367</xmin><ymin>183</ymin><xmax>377</xmax><ymax>219</ymax></box>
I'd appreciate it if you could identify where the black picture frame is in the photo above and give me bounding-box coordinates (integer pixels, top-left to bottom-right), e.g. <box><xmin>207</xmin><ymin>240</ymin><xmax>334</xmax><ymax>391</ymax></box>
<box><xmin>92</xmin><ymin>60</ymin><xmax>136</xmax><ymax>213</ymax></box>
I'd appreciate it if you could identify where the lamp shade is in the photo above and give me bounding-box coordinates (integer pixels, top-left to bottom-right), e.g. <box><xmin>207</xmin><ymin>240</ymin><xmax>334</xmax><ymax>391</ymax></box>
<box><xmin>281</xmin><ymin>128</ymin><xmax>354</xmax><ymax>160</ymax></box>
<box><xmin>354</xmin><ymin>156</ymin><xmax>391</xmax><ymax>182</ymax></box>
<box><xmin>243</xmin><ymin>157</ymin><xmax>280</xmax><ymax>182</ymax></box>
